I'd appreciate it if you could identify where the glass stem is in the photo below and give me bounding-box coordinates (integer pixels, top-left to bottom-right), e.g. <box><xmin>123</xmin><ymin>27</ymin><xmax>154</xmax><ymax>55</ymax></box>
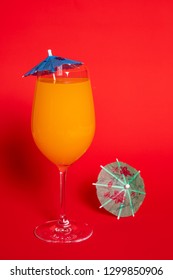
<box><xmin>58</xmin><ymin>167</ymin><xmax>70</xmax><ymax>227</ymax></box>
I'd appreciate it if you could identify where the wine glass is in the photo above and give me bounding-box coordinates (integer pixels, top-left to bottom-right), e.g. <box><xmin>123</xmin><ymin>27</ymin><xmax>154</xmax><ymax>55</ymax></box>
<box><xmin>31</xmin><ymin>63</ymin><xmax>95</xmax><ymax>243</ymax></box>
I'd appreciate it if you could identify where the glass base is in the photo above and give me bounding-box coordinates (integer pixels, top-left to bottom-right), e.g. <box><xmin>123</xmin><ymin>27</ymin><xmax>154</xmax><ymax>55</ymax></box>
<box><xmin>34</xmin><ymin>219</ymin><xmax>93</xmax><ymax>243</ymax></box>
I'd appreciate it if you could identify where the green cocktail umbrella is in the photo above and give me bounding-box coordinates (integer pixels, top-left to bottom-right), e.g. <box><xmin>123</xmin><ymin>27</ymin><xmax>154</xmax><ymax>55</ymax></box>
<box><xmin>93</xmin><ymin>159</ymin><xmax>146</xmax><ymax>219</ymax></box>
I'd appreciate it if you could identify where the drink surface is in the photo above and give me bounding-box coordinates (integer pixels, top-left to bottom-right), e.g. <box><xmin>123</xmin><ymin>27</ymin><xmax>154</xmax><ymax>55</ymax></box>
<box><xmin>32</xmin><ymin>77</ymin><xmax>95</xmax><ymax>166</ymax></box>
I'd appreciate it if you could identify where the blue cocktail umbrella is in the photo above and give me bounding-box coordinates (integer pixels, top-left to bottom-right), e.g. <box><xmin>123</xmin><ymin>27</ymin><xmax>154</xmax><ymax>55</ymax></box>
<box><xmin>23</xmin><ymin>49</ymin><xmax>83</xmax><ymax>77</ymax></box>
<box><xmin>93</xmin><ymin>159</ymin><xmax>146</xmax><ymax>219</ymax></box>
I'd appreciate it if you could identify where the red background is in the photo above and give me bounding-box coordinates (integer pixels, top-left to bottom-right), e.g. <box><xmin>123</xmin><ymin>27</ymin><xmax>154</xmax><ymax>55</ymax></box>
<box><xmin>0</xmin><ymin>0</ymin><xmax>173</xmax><ymax>259</ymax></box>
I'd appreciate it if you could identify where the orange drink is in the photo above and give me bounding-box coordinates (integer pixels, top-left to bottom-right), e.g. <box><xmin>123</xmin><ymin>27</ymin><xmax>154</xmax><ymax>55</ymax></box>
<box><xmin>32</xmin><ymin>76</ymin><xmax>95</xmax><ymax>167</ymax></box>
<box><xmin>25</xmin><ymin>51</ymin><xmax>95</xmax><ymax>243</ymax></box>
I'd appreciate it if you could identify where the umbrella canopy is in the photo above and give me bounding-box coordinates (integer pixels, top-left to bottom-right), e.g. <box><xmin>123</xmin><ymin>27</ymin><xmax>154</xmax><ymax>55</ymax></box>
<box><xmin>23</xmin><ymin>49</ymin><xmax>83</xmax><ymax>77</ymax></box>
<box><xmin>93</xmin><ymin>159</ymin><xmax>146</xmax><ymax>219</ymax></box>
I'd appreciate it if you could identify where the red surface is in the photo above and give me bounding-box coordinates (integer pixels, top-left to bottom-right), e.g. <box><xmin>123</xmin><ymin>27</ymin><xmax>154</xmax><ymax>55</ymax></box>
<box><xmin>0</xmin><ymin>0</ymin><xmax>173</xmax><ymax>259</ymax></box>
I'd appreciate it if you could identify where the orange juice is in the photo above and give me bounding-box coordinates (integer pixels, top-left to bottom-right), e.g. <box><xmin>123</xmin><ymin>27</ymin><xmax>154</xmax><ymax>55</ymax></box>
<box><xmin>32</xmin><ymin>77</ymin><xmax>95</xmax><ymax>167</ymax></box>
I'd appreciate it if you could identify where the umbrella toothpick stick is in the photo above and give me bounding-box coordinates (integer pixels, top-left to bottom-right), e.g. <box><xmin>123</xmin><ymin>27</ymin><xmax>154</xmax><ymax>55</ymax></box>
<box><xmin>48</xmin><ymin>49</ymin><xmax>56</xmax><ymax>82</ymax></box>
<box><xmin>53</xmin><ymin>73</ymin><xmax>56</xmax><ymax>82</ymax></box>
<box><xmin>92</xmin><ymin>182</ymin><xmax>124</xmax><ymax>190</ymax></box>
<box><xmin>58</xmin><ymin>65</ymin><xmax>63</xmax><ymax>76</ymax></box>
<box><xmin>48</xmin><ymin>49</ymin><xmax>53</xmax><ymax>56</ymax></box>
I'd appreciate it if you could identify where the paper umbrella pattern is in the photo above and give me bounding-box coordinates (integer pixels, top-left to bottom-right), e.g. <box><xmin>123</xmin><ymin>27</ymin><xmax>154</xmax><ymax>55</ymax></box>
<box><xmin>93</xmin><ymin>159</ymin><xmax>146</xmax><ymax>219</ymax></box>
